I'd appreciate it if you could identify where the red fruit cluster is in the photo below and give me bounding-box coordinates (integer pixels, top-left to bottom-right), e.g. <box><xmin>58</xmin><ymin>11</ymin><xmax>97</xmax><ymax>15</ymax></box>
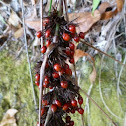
<box><xmin>35</xmin><ymin>11</ymin><xmax>85</xmax><ymax>126</ymax></box>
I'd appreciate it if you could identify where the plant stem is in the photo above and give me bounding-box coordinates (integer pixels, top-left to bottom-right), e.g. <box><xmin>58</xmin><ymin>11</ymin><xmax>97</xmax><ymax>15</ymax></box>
<box><xmin>80</xmin><ymin>40</ymin><xmax>126</xmax><ymax>67</ymax></box>
<box><xmin>80</xmin><ymin>88</ymin><xmax>117</xmax><ymax>126</ymax></box>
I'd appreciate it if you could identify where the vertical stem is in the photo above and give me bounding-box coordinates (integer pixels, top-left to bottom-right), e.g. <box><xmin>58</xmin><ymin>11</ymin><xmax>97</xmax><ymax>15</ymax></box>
<box><xmin>49</xmin><ymin>0</ymin><xmax>53</xmax><ymax>16</ymax></box>
<box><xmin>40</xmin><ymin>0</ymin><xmax>43</xmax><ymax>47</ymax></box>
<box><xmin>21</xmin><ymin>0</ymin><xmax>37</xmax><ymax>110</ymax></box>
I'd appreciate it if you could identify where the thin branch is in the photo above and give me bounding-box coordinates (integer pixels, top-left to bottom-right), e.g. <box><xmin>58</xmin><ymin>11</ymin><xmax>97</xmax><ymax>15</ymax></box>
<box><xmin>80</xmin><ymin>40</ymin><xmax>126</xmax><ymax>67</ymax></box>
<box><xmin>21</xmin><ymin>0</ymin><xmax>37</xmax><ymax>110</ymax></box>
<box><xmin>80</xmin><ymin>88</ymin><xmax>118</xmax><ymax>126</ymax></box>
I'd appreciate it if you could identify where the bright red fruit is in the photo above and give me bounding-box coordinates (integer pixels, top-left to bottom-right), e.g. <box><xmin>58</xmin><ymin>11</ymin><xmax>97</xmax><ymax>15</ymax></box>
<box><xmin>78</xmin><ymin>96</ymin><xmax>83</xmax><ymax>105</ymax></box>
<box><xmin>51</xmin><ymin>104</ymin><xmax>57</xmax><ymax>112</ymax></box>
<box><xmin>35</xmin><ymin>81</ymin><xmax>39</xmax><ymax>86</ymax></box>
<box><xmin>55</xmin><ymin>100</ymin><xmax>62</xmax><ymax>107</ymax></box>
<box><xmin>35</xmin><ymin>73</ymin><xmax>40</xmax><ymax>81</ymax></box>
<box><xmin>49</xmin><ymin>86</ymin><xmax>53</xmax><ymax>89</ymax></box>
<box><xmin>42</xmin><ymin>100</ymin><xmax>48</xmax><ymax>106</ymax></box>
<box><xmin>79</xmin><ymin>32</ymin><xmax>85</xmax><ymax>39</ymax></box>
<box><xmin>41</xmin><ymin>107</ymin><xmax>45</xmax><ymax>116</ymax></box>
<box><xmin>69</xmin><ymin>42</ymin><xmax>75</xmax><ymax>51</ymax></box>
<box><xmin>71</xmin><ymin>109</ymin><xmax>75</xmax><ymax>114</ymax></box>
<box><xmin>65</xmin><ymin>48</ymin><xmax>71</xmax><ymax>56</ymax></box>
<box><xmin>66</xmin><ymin>116</ymin><xmax>71</xmax><ymax>123</ymax></box>
<box><xmin>74</xmin><ymin>36</ymin><xmax>80</xmax><ymax>42</ymax></box>
<box><xmin>69</xmin><ymin>58</ymin><xmax>74</xmax><ymax>64</ymax></box>
<box><xmin>70</xmin><ymin>51</ymin><xmax>74</xmax><ymax>56</ymax></box>
<box><xmin>62</xmin><ymin>104</ymin><xmax>69</xmax><ymax>111</ymax></box>
<box><xmin>61</xmin><ymin>81</ymin><xmax>68</xmax><ymax>88</ymax></box>
<box><xmin>54</xmin><ymin>63</ymin><xmax>61</xmax><ymax>72</ymax></box>
<box><xmin>62</xmin><ymin>33</ymin><xmax>70</xmax><ymax>41</ymax></box>
<box><xmin>52</xmin><ymin>72</ymin><xmax>59</xmax><ymax>78</ymax></box>
<box><xmin>45</xmin><ymin>62</ymin><xmax>49</xmax><ymax>68</ymax></box>
<box><xmin>69</xmin><ymin>121</ymin><xmax>74</xmax><ymax>126</ymax></box>
<box><xmin>59</xmin><ymin>68</ymin><xmax>65</xmax><ymax>75</ymax></box>
<box><xmin>41</xmin><ymin>46</ymin><xmax>47</xmax><ymax>54</ymax></box>
<box><xmin>43</xmin><ymin>18</ymin><xmax>49</xmax><ymax>26</ymax></box>
<box><xmin>69</xmin><ymin>25</ymin><xmax>76</xmax><ymax>33</ymax></box>
<box><xmin>36</xmin><ymin>31</ymin><xmax>42</xmax><ymax>38</ymax></box>
<box><xmin>71</xmin><ymin>99</ymin><xmax>77</xmax><ymax>107</ymax></box>
<box><xmin>78</xmin><ymin>108</ymin><xmax>84</xmax><ymax>114</ymax></box>
<box><xmin>65</xmin><ymin>63</ymin><xmax>69</xmax><ymax>69</ymax></box>
<box><xmin>43</xmin><ymin>82</ymin><xmax>48</xmax><ymax>88</ymax></box>
<box><xmin>44</xmin><ymin>76</ymin><xmax>49</xmax><ymax>84</ymax></box>
<box><xmin>46</xmin><ymin>40</ymin><xmax>51</xmax><ymax>47</ymax></box>
<box><xmin>45</xmin><ymin>29</ymin><xmax>51</xmax><ymax>38</ymax></box>
<box><xmin>65</xmin><ymin>68</ymin><xmax>72</xmax><ymax>76</ymax></box>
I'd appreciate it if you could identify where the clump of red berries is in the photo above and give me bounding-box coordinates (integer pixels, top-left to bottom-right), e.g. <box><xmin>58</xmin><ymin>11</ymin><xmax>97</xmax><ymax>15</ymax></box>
<box><xmin>35</xmin><ymin>11</ymin><xmax>85</xmax><ymax>126</ymax></box>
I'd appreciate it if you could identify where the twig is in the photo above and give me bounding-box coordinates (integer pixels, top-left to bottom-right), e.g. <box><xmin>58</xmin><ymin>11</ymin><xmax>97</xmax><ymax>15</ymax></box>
<box><xmin>21</xmin><ymin>0</ymin><xmax>37</xmax><ymax>110</ymax></box>
<box><xmin>80</xmin><ymin>40</ymin><xmax>126</xmax><ymax>67</ymax></box>
<box><xmin>80</xmin><ymin>88</ymin><xmax>118</xmax><ymax>126</ymax></box>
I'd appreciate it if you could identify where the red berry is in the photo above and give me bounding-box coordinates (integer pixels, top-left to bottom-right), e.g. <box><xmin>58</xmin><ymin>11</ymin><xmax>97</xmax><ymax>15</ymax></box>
<box><xmin>70</xmin><ymin>51</ymin><xmax>74</xmax><ymax>57</ymax></box>
<box><xmin>43</xmin><ymin>82</ymin><xmax>48</xmax><ymax>88</ymax></box>
<box><xmin>36</xmin><ymin>31</ymin><xmax>42</xmax><ymax>38</ymax></box>
<box><xmin>35</xmin><ymin>81</ymin><xmax>39</xmax><ymax>86</ymax></box>
<box><xmin>79</xmin><ymin>32</ymin><xmax>85</xmax><ymax>39</ymax></box>
<box><xmin>59</xmin><ymin>68</ymin><xmax>65</xmax><ymax>75</ymax></box>
<box><xmin>69</xmin><ymin>42</ymin><xmax>75</xmax><ymax>51</ymax></box>
<box><xmin>61</xmin><ymin>81</ymin><xmax>68</xmax><ymax>88</ymax></box>
<box><xmin>66</xmin><ymin>116</ymin><xmax>71</xmax><ymax>123</ymax></box>
<box><xmin>71</xmin><ymin>109</ymin><xmax>75</xmax><ymax>114</ymax></box>
<box><xmin>45</xmin><ymin>29</ymin><xmax>51</xmax><ymax>38</ymax></box>
<box><xmin>41</xmin><ymin>46</ymin><xmax>47</xmax><ymax>54</ymax></box>
<box><xmin>69</xmin><ymin>121</ymin><xmax>74</xmax><ymax>126</ymax></box>
<box><xmin>45</xmin><ymin>62</ymin><xmax>49</xmax><ymax>68</ymax></box>
<box><xmin>52</xmin><ymin>72</ymin><xmax>59</xmax><ymax>78</ymax></box>
<box><xmin>74</xmin><ymin>36</ymin><xmax>80</xmax><ymax>42</ymax></box>
<box><xmin>69</xmin><ymin>58</ymin><xmax>74</xmax><ymax>64</ymax></box>
<box><xmin>63</xmin><ymin>104</ymin><xmax>69</xmax><ymax>111</ymax></box>
<box><xmin>35</xmin><ymin>73</ymin><xmax>40</xmax><ymax>81</ymax></box>
<box><xmin>69</xmin><ymin>25</ymin><xmax>76</xmax><ymax>33</ymax></box>
<box><xmin>49</xmin><ymin>86</ymin><xmax>53</xmax><ymax>89</ymax></box>
<box><xmin>65</xmin><ymin>68</ymin><xmax>72</xmax><ymax>76</ymax></box>
<box><xmin>63</xmin><ymin>33</ymin><xmax>70</xmax><ymax>41</ymax></box>
<box><xmin>46</xmin><ymin>40</ymin><xmax>51</xmax><ymax>47</ymax></box>
<box><xmin>51</xmin><ymin>104</ymin><xmax>57</xmax><ymax>112</ymax></box>
<box><xmin>65</xmin><ymin>63</ymin><xmax>69</xmax><ymax>69</ymax></box>
<box><xmin>78</xmin><ymin>96</ymin><xmax>83</xmax><ymax>105</ymax></box>
<box><xmin>78</xmin><ymin>108</ymin><xmax>84</xmax><ymax>114</ymax></box>
<box><xmin>44</xmin><ymin>76</ymin><xmax>49</xmax><ymax>84</ymax></box>
<box><xmin>54</xmin><ymin>63</ymin><xmax>61</xmax><ymax>72</ymax></box>
<box><xmin>71</xmin><ymin>99</ymin><xmax>77</xmax><ymax>107</ymax></box>
<box><xmin>43</xmin><ymin>18</ymin><xmax>49</xmax><ymax>26</ymax></box>
<box><xmin>41</xmin><ymin>107</ymin><xmax>45</xmax><ymax>116</ymax></box>
<box><xmin>55</xmin><ymin>100</ymin><xmax>62</xmax><ymax>107</ymax></box>
<box><xmin>42</xmin><ymin>100</ymin><xmax>48</xmax><ymax>106</ymax></box>
<box><xmin>65</xmin><ymin>48</ymin><xmax>71</xmax><ymax>56</ymax></box>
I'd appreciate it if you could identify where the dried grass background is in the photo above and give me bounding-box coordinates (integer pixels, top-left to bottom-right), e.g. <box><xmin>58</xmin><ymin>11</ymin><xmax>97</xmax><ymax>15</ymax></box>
<box><xmin>0</xmin><ymin>0</ymin><xmax>126</xmax><ymax>126</ymax></box>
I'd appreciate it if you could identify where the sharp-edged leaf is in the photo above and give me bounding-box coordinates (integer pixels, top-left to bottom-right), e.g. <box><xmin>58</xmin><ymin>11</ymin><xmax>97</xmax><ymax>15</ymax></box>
<box><xmin>92</xmin><ymin>0</ymin><xmax>100</xmax><ymax>13</ymax></box>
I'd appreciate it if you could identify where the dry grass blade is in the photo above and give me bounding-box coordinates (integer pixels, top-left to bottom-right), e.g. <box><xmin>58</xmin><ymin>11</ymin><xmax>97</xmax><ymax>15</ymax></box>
<box><xmin>21</xmin><ymin>0</ymin><xmax>37</xmax><ymax>110</ymax></box>
<box><xmin>39</xmin><ymin>43</ymin><xmax>57</xmax><ymax>126</ymax></box>
<box><xmin>80</xmin><ymin>88</ymin><xmax>117</xmax><ymax>126</ymax></box>
<box><xmin>80</xmin><ymin>40</ymin><xmax>126</xmax><ymax>67</ymax></box>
